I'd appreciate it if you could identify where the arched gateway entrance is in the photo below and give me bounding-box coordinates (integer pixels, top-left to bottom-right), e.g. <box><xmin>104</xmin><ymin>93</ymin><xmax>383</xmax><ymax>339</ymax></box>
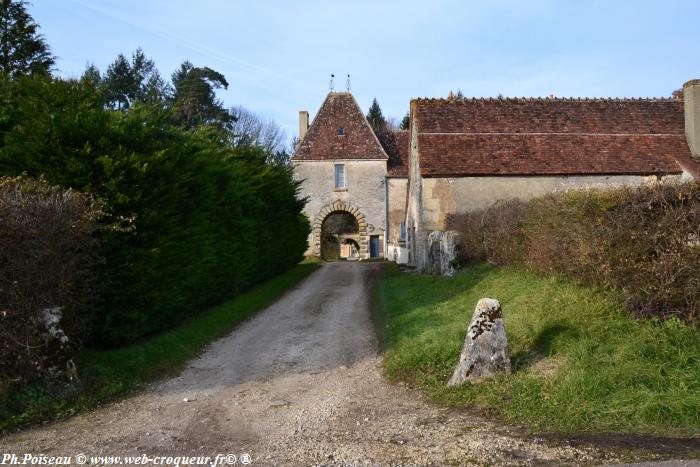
<box><xmin>311</xmin><ymin>202</ymin><xmax>369</xmax><ymax>260</ymax></box>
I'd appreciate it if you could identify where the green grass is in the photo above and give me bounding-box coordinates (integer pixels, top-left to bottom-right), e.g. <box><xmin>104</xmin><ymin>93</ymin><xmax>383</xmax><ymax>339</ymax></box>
<box><xmin>374</xmin><ymin>263</ymin><xmax>700</xmax><ymax>437</ymax></box>
<box><xmin>1</xmin><ymin>262</ymin><xmax>320</xmax><ymax>433</ymax></box>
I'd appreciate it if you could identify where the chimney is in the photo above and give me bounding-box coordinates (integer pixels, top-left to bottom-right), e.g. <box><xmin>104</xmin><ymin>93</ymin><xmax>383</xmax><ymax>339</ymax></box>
<box><xmin>299</xmin><ymin>111</ymin><xmax>309</xmax><ymax>141</ymax></box>
<box><xmin>684</xmin><ymin>79</ymin><xmax>700</xmax><ymax>158</ymax></box>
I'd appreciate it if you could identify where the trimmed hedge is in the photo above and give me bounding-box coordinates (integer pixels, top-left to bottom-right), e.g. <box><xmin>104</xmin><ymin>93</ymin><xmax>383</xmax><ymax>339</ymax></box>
<box><xmin>0</xmin><ymin>75</ymin><xmax>309</xmax><ymax>347</ymax></box>
<box><xmin>448</xmin><ymin>182</ymin><xmax>700</xmax><ymax>322</ymax></box>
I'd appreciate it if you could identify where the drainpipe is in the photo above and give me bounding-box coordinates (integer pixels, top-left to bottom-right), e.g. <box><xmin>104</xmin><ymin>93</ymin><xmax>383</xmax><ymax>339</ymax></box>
<box><xmin>384</xmin><ymin>175</ymin><xmax>389</xmax><ymax>260</ymax></box>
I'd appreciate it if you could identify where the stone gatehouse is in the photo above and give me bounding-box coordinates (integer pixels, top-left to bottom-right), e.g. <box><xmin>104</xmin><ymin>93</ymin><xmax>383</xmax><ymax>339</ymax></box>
<box><xmin>292</xmin><ymin>80</ymin><xmax>700</xmax><ymax>267</ymax></box>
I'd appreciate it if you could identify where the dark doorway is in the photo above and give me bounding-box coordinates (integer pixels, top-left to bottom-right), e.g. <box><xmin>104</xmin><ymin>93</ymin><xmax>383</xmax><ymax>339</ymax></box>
<box><xmin>321</xmin><ymin>211</ymin><xmax>359</xmax><ymax>261</ymax></box>
<box><xmin>370</xmin><ymin>235</ymin><xmax>380</xmax><ymax>258</ymax></box>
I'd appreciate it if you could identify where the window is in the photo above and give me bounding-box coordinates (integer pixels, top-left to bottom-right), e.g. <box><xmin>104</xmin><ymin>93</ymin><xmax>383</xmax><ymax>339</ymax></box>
<box><xmin>400</xmin><ymin>222</ymin><xmax>407</xmax><ymax>241</ymax></box>
<box><xmin>334</xmin><ymin>164</ymin><xmax>346</xmax><ymax>188</ymax></box>
<box><xmin>338</xmin><ymin>127</ymin><xmax>345</xmax><ymax>135</ymax></box>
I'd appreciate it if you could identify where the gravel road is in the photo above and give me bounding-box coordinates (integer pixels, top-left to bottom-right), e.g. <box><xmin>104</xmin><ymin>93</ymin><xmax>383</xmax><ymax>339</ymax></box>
<box><xmin>1</xmin><ymin>262</ymin><xmax>698</xmax><ymax>466</ymax></box>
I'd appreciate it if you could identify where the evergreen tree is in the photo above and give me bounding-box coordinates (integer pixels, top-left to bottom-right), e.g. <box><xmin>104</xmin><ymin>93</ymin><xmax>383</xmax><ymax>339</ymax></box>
<box><xmin>140</xmin><ymin>72</ymin><xmax>170</xmax><ymax>104</ymax></box>
<box><xmin>80</xmin><ymin>63</ymin><xmax>101</xmax><ymax>87</ymax></box>
<box><xmin>171</xmin><ymin>60</ymin><xmax>231</xmax><ymax>129</ymax></box>
<box><xmin>101</xmin><ymin>48</ymin><xmax>168</xmax><ymax>110</ymax></box>
<box><xmin>130</xmin><ymin>48</ymin><xmax>154</xmax><ymax>90</ymax></box>
<box><xmin>366</xmin><ymin>98</ymin><xmax>386</xmax><ymax>133</ymax></box>
<box><xmin>0</xmin><ymin>0</ymin><xmax>54</xmax><ymax>77</ymax></box>
<box><xmin>400</xmin><ymin>112</ymin><xmax>410</xmax><ymax>130</ymax></box>
<box><xmin>131</xmin><ymin>48</ymin><xmax>169</xmax><ymax>103</ymax></box>
<box><xmin>103</xmin><ymin>53</ymin><xmax>134</xmax><ymax>110</ymax></box>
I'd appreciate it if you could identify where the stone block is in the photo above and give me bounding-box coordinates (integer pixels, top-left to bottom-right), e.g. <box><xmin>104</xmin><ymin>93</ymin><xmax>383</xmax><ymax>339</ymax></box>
<box><xmin>448</xmin><ymin>298</ymin><xmax>510</xmax><ymax>386</ymax></box>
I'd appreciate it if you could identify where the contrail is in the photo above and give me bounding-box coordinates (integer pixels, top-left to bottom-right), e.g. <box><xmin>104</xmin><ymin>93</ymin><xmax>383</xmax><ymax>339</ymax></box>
<box><xmin>69</xmin><ymin>0</ymin><xmax>309</xmax><ymax>91</ymax></box>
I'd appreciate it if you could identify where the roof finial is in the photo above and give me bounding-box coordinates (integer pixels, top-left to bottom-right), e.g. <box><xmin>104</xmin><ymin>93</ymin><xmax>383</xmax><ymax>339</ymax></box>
<box><xmin>346</xmin><ymin>74</ymin><xmax>351</xmax><ymax>92</ymax></box>
<box><xmin>329</xmin><ymin>74</ymin><xmax>335</xmax><ymax>92</ymax></box>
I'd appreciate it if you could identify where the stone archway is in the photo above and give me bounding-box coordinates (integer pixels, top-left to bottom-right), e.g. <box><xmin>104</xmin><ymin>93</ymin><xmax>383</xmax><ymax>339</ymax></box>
<box><xmin>312</xmin><ymin>202</ymin><xmax>369</xmax><ymax>259</ymax></box>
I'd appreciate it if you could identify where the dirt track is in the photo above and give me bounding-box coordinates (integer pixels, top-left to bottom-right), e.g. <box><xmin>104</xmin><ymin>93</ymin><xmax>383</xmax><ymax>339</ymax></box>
<box><xmin>1</xmin><ymin>262</ymin><xmax>698</xmax><ymax>466</ymax></box>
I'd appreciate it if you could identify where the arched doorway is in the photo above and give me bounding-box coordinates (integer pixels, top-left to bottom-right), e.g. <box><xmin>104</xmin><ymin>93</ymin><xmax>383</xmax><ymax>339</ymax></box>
<box><xmin>311</xmin><ymin>202</ymin><xmax>369</xmax><ymax>259</ymax></box>
<box><xmin>321</xmin><ymin>212</ymin><xmax>358</xmax><ymax>261</ymax></box>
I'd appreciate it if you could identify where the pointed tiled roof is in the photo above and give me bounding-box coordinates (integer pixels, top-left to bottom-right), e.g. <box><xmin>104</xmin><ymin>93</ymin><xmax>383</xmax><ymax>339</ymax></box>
<box><xmin>292</xmin><ymin>93</ymin><xmax>388</xmax><ymax>161</ymax></box>
<box><xmin>412</xmin><ymin>97</ymin><xmax>695</xmax><ymax>176</ymax></box>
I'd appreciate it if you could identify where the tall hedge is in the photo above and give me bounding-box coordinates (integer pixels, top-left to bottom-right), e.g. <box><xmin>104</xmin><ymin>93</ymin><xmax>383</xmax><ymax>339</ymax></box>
<box><xmin>448</xmin><ymin>182</ymin><xmax>700</xmax><ymax>322</ymax></box>
<box><xmin>0</xmin><ymin>75</ymin><xmax>309</xmax><ymax>346</ymax></box>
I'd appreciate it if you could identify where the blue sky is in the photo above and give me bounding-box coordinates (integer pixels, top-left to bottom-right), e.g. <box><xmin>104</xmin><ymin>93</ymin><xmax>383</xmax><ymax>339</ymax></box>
<box><xmin>31</xmin><ymin>0</ymin><xmax>700</xmax><ymax>144</ymax></box>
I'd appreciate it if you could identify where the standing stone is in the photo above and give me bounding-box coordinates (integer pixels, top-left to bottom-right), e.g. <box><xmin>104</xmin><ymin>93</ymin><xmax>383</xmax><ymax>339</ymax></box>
<box><xmin>426</xmin><ymin>230</ymin><xmax>462</xmax><ymax>276</ymax></box>
<box><xmin>448</xmin><ymin>298</ymin><xmax>510</xmax><ymax>386</ymax></box>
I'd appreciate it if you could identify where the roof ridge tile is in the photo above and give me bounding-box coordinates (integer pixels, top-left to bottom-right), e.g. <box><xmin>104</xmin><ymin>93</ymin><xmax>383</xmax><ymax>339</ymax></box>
<box><xmin>411</xmin><ymin>96</ymin><xmax>678</xmax><ymax>103</ymax></box>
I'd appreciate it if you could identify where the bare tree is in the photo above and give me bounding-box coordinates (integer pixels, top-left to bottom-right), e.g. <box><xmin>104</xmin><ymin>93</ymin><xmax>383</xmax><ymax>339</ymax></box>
<box><xmin>385</xmin><ymin>117</ymin><xmax>400</xmax><ymax>132</ymax></box>
<box><xmin>229</xmin><ymin>105</ymin><xmax>287</xmax><ymax>154</ymax></box>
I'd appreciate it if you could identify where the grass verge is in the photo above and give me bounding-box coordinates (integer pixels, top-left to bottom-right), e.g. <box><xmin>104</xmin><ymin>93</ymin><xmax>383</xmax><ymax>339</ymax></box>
<box><xmin>1</xmin><ymin>262</ymin><xmax>320</xmax><ymax>433</ymax></box>
<box><xmin>374</xmin><ymin>263</ymin><xmax>700</xmax><ymax>437</ymax></box>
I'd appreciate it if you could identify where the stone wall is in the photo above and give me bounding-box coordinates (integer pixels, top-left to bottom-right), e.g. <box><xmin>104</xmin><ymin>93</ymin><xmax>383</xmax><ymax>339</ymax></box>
<box><xmin>685</xmin><ymin>79</ymin><xmax>700</xmax><ymax>158</ymax></box>
<box><xmin>405</xmin><ymin>112</ymin><xmax>427</xmax><ymax>270</ymax></box>
<box><xmin>386</xmin><ymin>177</ymin><xmax>408</xmax><ymax>245</ymax></box>
<box><xmin>294</xmin><ymin>159</ymin><xmax>387</xmax><ymax>258</ymax></box>
<box><xmin>411</xmin><ymin>173</ymin><xmax>687</xmax><ymax>272</ymax></box>
<box><xmin>420</xmin><ymin>174</ymin><xmax>685</xmax><ymax>231</ymax></box>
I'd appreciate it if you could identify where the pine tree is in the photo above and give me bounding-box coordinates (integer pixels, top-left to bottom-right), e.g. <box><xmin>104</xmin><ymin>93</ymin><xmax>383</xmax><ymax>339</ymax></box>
<box><xmin>80</xmin><ymin>63</ymin><xmax>101</xmax><ymax>87</ymax></box>
<box><xmin>400</xmin><ymin>112</ymin><xmax>410</xmax><ymax>130</ymax></box>
<box><xmin>101</xmin><ymin>48</ymin><xmax>169</xmax><ymax>110</ymax></box>
<box><xmin>366</xmin><ymin>98</ymin><xmax>386</xmax><ymax>133</ymax></box>
<box><xmin>0</xmin><ymin>0</ymin><xmax>54</xmax><ymax>77</ymax></box>
<box><xmin>140</xmin><ymin>72</ymin><xmax>170</xmax><ymax>104</ymax></box>
<box><xmin>171</xmin><ymin>60</ymin><xmax>231</xmax><ymax>129</ymax></box>
<box><xmin>103</xmin><ymin>53</ymin><xmax>134</xmax><ymax>110</ymax></box>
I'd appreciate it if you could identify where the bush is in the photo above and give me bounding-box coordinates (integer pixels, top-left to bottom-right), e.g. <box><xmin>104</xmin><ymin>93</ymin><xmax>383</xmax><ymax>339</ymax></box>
<box><xmin>0</xmin><ymin>177</ymin><xmax>101</xmax><ymax>394</ymax></box>
<box><xmin>448</xmin><ymin>182</ymin><xmax>700</xmax><ymax>322</ymax></box>
<box><xmin>0</xmin><ymin>75</ymin><xmax>309</xmax><ymax>347</ymax></box>
<box><xmin>453</xmin><ymin>199</ymin><xmax>527</xmax><ymax>266</ymax></box>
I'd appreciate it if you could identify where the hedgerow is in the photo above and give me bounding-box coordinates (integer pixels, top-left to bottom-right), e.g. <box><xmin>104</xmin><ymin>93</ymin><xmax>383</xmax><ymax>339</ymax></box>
<box><xmin>0</xmin><ymin>75</ymin><xmax>309</xmax><ymax>347</ymax></box>
<box><xmin>0</xmin><ymin>177</ymin><xmax>101</xmax><ymax>395</ymax></box>
<box><xmin>448</xmin><ymin>182</ymin><xmax>700</xmax><ymax>322</ymax></box>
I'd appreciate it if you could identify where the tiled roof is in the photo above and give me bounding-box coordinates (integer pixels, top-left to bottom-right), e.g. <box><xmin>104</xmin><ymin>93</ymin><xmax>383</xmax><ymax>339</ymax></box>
<box><xmin>292</xmin><ymin>93</ymin><xmax>388</xmax><ymax>161</ymax></box>
<box><xmin>377</xmin><ymin>130</ymin><xmax>409</xmax><ymax>177</ymax></box>
<box><xmin>412</xmin><ymin>98</ymin><xmax>694</xmax><ymax>176</ymax></box>
<box><xmin>417</xmin><ymin>134</ymin><xmax>690</xmax><ymax>176</ymax></box>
